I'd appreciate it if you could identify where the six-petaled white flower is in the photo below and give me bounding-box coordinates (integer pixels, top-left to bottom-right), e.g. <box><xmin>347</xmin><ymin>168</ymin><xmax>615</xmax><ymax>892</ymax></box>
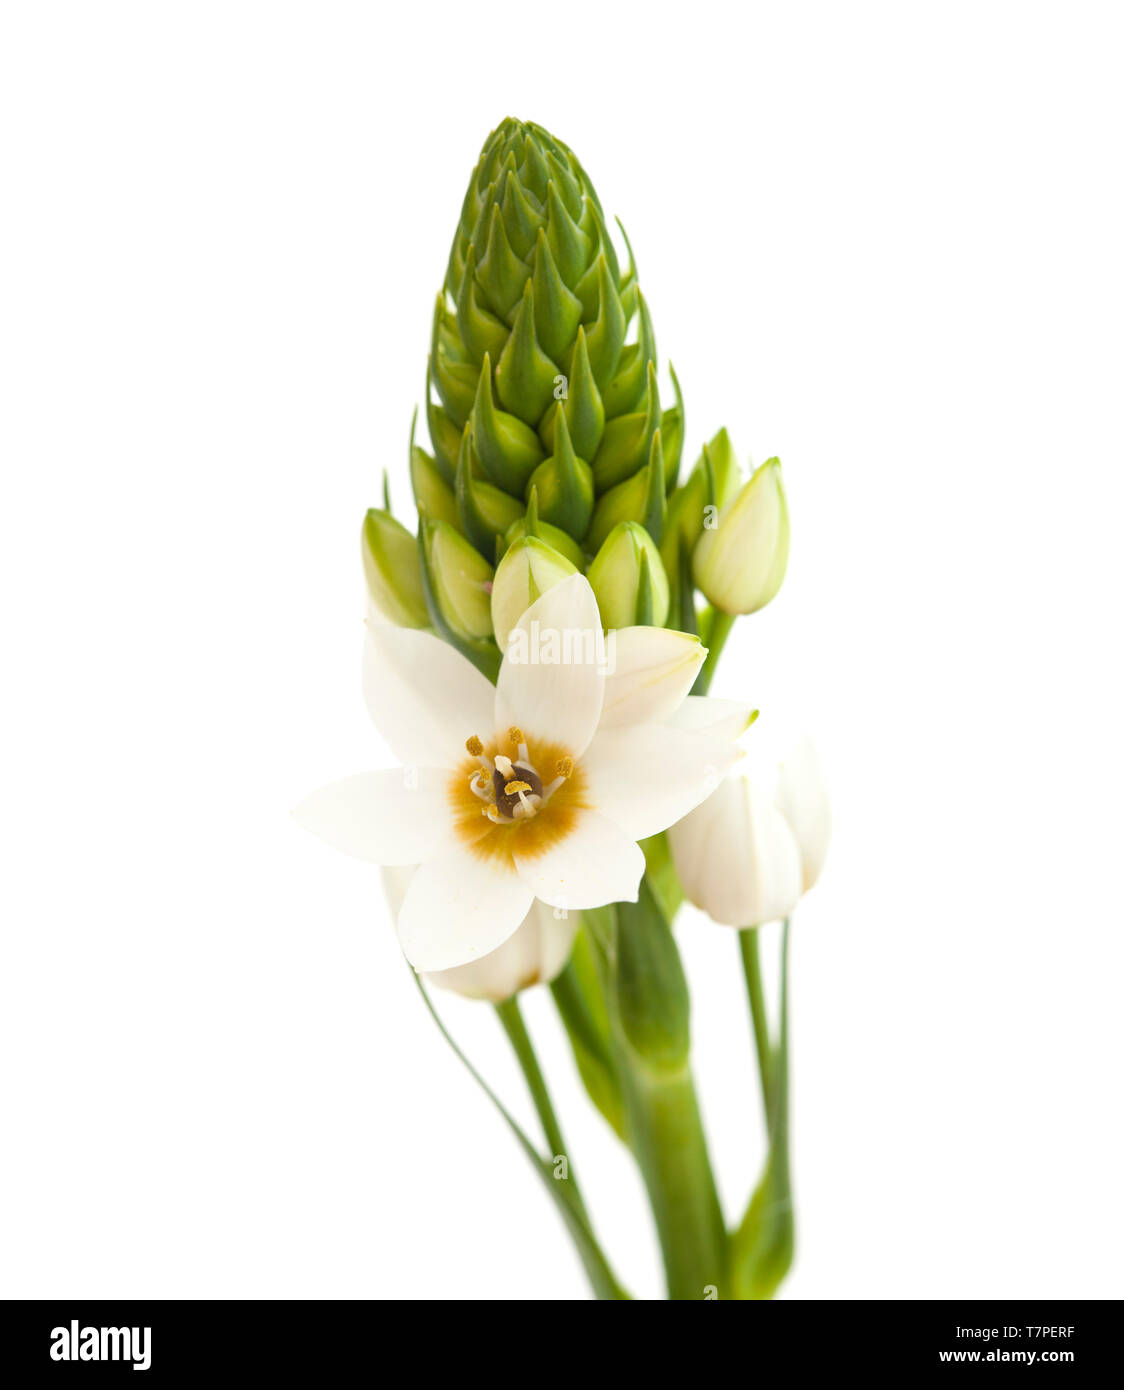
<box><xmin>296</xmin><ymin>574</ymin><xmax>752</xmax><ymax>972</ymax></box>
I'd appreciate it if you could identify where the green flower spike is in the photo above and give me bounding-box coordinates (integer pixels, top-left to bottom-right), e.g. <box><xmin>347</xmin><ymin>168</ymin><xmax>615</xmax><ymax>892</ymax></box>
<box><xmin>418</xmin><ymin>118</ymin><xmax>673</xmax><ymax>569</ymax></box>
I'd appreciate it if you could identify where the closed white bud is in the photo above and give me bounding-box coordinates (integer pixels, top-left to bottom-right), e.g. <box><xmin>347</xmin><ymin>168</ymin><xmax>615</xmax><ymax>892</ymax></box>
<box><xmin>668</xmin><ymin>735</ymin><xmax>829</xmax><ymax>927</ymax></box>
<box><xmin>691</xmin><ymin>458</ymin><xmax>789</xmax><ymax>615</ymax></box>
<box><xmin>490</xmin><ymin>536</ymin><xmax>578</xmax><ymax>652</ymax></box>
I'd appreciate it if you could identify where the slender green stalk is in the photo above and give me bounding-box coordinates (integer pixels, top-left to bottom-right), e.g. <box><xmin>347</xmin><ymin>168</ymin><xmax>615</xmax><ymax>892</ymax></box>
<box><xmin>692</xmin><ymin>609</ymin><xmax>736</xmax><ymax>694</ymax></box>
<box><xmin>739</xmin><ymin>926</ymin><xmax>774</xmax><ymax>1124</ymax></box>
<box><xmin>415</xmin><ymin>974</ymin><xmax>629</xmax><ymax>1300</ymax></box>
<box><xmin>495</xmin><ymin>996</ymin><xmax>572</xmax><ymax>1184</ymax></box>
<box><xmin>729</xmin><ymin>917</ymin><xmax>795</xmax><ymax>1299</ymax></box>
<box><xmin>771</xmin><ymin>919</ymin><xmax>792</xmax><ymax>1187</ymax></box>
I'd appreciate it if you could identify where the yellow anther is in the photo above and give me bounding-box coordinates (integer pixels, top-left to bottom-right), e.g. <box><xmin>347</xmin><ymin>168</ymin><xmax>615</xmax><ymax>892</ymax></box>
<box><xmin>504</xmin><ymin>780</ymin><xmax>532</xmax><ymax>795</ymax></box>
<box><xmin>507</xmin><ymin>726</ymin><xmax>524</xmax><ymax>747</ymax></box>
<box><xmin>465</xmin><ymin>735</ymin><xmax>483</xmax><ymax>757</ymax></box>
<box><xmin>555</xmin><ymin>756</ymin><xmax>573</xmax><ymax>778</ymax></box>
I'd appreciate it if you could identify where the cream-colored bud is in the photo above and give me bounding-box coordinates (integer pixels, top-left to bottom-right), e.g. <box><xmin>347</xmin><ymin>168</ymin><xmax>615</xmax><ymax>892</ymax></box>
<box><xmin>490</xmin><ymin>536</ymin><xmax>578</xmax><ymax>652</ymax></box>
<box><xmin>691</xmin><ymin>458</ymin><xmax>789</xmax><ymax>615</ymax></box>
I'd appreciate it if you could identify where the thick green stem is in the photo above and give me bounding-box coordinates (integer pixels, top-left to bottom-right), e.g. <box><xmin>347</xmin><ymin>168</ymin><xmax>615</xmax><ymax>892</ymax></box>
<box><xmin>692</xmin><ymin>609</ymin><xmax>735</xmax><ymax>694</ymax></box>
<box><xmin>586</xmin><ymin>897</ymin><xmax>728</xmax><ymax>1299</ymax></box>
<box><xmin>738</xmin><ymin>927</ymin><xmax>774</xmax><ymax>1124</ymax></box>
<box><xmin>618</xmin><ymin>1060</ymin><xmax>728</xmax><ymax>1299</ymax></box>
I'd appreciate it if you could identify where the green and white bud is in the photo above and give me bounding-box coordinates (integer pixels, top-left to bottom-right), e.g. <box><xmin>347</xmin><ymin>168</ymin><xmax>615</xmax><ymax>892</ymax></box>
<box><xmin>691</xmin><ymin>458</ymin><xmax>789</xmax><ymax>616</ymax></box>
<box><xmin>502</xmin><ymin>513</ymin><xmax>584</xmax><ymax>569</ymax></box>
<box><xmin>360</xmin><ymin>509</ymin><xmax>429</xmax><ymax>628</ymax></box>
<box><xmin>490</xmin><ymin>534</ymin><xmax>578</xmax><ymax>651</ymax></box>
<box><xmin>588</xmin><ymin>521</ymin><xmax>669</xmax><ymax>629</ymax></box>
<box><xmin>421</xmin><ymin>519</ymin><xmax>494</xmax><ymax>643</ymax></box>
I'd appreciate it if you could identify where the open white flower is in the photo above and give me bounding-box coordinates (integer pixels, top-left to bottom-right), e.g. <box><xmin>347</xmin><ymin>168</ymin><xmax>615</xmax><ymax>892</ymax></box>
<box><xmin>668</xmin><ymin>735</ymin><xmax>830</xmax><ymax>927</ymax></box>
<box><xmin>382</xmin><ymin>866</ymin><xmax>576</xmax><ymax>1001</ymax></box>
<box><xmin>296</xmin><ymin>574</ymin><xmax>751</xmax><ymax>972</ymax></box>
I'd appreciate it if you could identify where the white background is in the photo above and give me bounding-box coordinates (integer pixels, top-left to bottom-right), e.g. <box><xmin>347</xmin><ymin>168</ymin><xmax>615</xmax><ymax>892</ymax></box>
<box><xmin>3</xmin><ymin>2</ymin><xmax>1122</xmax><ymax>1300</ymax></box>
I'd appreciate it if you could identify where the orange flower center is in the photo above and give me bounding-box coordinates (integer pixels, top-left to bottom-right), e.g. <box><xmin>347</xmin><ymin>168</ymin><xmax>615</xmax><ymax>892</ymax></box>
<box><xmin>451</xmin><ymin>727</ymin><xmax>589</xmax><ymax>869</ymax></box>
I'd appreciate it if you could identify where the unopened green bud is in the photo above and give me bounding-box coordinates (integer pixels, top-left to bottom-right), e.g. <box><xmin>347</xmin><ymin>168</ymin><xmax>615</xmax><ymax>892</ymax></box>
<box><xmin>502</xmin><ymin>514</ymin><xmax>585</xmax><ymax>570</ymax></box>
<box><xmin>491</xmin><ymin>535</ymin><xmax>578</xmax><ymax>651</ymax></box>
<box><xmin>586</xmin><ymin>429</ymin><xmax>666</xmax><ymax>553</ymax></box>
<box><xmin>660</xmin><ymin>428</ymin><xmax>741</xmax><ymax>630</ymax></box>
<box><xmin>591</xmin><ymin>361</ymin><xmax>660</xmax><ymax>493</ymax></box>
<box><xmin>588</xmin><ymin>521</ymin><xmax>669</xmax><ymax>629</ymax></box>
<box><xmin>360</xmin><ymin>510</ymin><xmax>429</xmax><ymax>628</ymax></box>
<box><xmin>455</xmin><ymin>424</ymin><xmax>524</xmax><ymax>557</ymax></box>
<box><xmin>422</xmin><ymin>519</ymin><xmax>494</xmax><ymax>643</ymax></box>
<box><xmin>701</xmin><ymin>426</ymin><xmax>743</xmax><ymax>508</ymax></box>
<box><xmin>525</xmin><ymin>407</ymin><xmax>594</xmax><ymax>541</ymax></box>
<box><xmin>411</xmin><ymin>442</ymin><xmax>461</xmax><ymax>531</ymax></box>
<box><xmin>692</xmin><ymin>458</ymin><xmax>789</xmax><ymax>615</ymax></box>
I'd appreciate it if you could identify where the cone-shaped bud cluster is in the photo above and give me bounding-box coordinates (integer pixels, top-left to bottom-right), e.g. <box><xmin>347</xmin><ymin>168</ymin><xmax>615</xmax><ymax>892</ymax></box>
<box><xmin>361</xmin><ymin>117</ymin><xmax>788</xmax><ymax>666</ymax></box>
<box><xmin>406</xmin><ymin>118</ymin><xmax>684</xmax><ymax>643</ymax></box>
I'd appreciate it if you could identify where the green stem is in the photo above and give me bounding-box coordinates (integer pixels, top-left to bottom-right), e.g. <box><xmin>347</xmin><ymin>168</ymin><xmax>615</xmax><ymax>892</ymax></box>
<box><xmin>772</xmin><ymin>919</ymin><xmax>792</xmax><ymax>1186</ymax></box>
<box><xmin>617</xmin><ymin>1061</ymin><xmax>728</xmax><ymax>1299</ymax></box>
<box><xmin>738</xmin><ymin>927</ymin><xmax>774</xmax><ymax>1125</ymax></box>
<box><xmin>692</xmin><ymin>609</ymin><xmax>735</xmax><ymax>694</ymax></box>
<box><xmin>586</xmin><ymin>899</ymin><xmax>727</xmax><ymax>1299</ymax></box>
<box><xmin>495</xmin><ymin>996</ymin><xmax>571</xmax><ymax>1180</ymax></box>
<box><xmin>728</xmin><ymin>918</ymin><xmax>795</xmax><ymax>1300</ymax></box>
<box><xmin>415</xmin><ymin>974</ymin><xmax>628</xmax><ymax>1300</ymax></box>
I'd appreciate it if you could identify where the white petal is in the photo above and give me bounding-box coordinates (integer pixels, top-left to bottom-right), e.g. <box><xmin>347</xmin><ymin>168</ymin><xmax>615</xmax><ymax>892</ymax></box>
<box><xmin>396</xmin><ymin>847</ymin><xmax>535</xmax><ymax>972</ymax></box>
<box><xmin>530</xmin><ymin>898</ymin><xmax>583</xmax><ymax>982</ymax></box>
<box><xmin>495</xmin><ymin>573</ymin><xmax>605</xmax><ymax>757</ymax></box>
<box><xmin>426</xmin><ymin>900</ymin><xmax>578</xmax><ymax>1001</ymax></box>
<box><xmin>582</xmin><ymin>723</ymin><xmax>743</xmax><ymax>842</ymax></box>
<box><xmin>668</xmin><ymin>774</ymin><xmax>803</xmax><ymax>927</ymax></box>
<box><xmin>598</xmin><ymin>627</ymin><xmax>705</xmax><ymax>728</ymax></box>
<box><xmin>294</xmin><ymin>769</ymin><xmax>456</xmax><ymax>865</ymax></box>
<box><xmin>775</xmin><ymin>737</ymin><xmax>831</xmax><ymax>890</ymax></box>
<box><xmin>363</xmin><ymin>625</ymin><xmax>496</xmax><ymax>768</ymax></box>
<box><xmin>667</xmin><ymin>695</ymin><xmax>757</xmax><ymax>742</ymax></box>
<box><xmin>514</xmin><ymin>810</ymin><xmax>644</xmax><ymax>910</ymax></box>
<box><xmin>380</xmin><ymin>863</ymin><xmax>417</xmax><ymax>918</ymax></box>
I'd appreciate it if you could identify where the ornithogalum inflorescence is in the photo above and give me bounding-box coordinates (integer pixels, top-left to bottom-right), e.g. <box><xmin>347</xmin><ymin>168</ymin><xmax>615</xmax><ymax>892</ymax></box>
<box><xmin>301</xmin><ymin>115</ymin><xmax>826</xmax><ymax>1304</ymax></box>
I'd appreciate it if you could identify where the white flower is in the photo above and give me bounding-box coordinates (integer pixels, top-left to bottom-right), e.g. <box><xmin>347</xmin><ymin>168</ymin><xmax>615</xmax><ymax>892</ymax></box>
<box><xmin>296</xmin><ymin>574</ymin><xmax>752</xmax><ymax>972</ymax></box>
<box><xmin>668</xmin><ymin>735</ymin><xmax>830</xmax><ymax>927</ymax></box>
<box><xmin>382</xmin><ymin>866</ymin><xmax>577</xmax><ymax>1001</ymax></box>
